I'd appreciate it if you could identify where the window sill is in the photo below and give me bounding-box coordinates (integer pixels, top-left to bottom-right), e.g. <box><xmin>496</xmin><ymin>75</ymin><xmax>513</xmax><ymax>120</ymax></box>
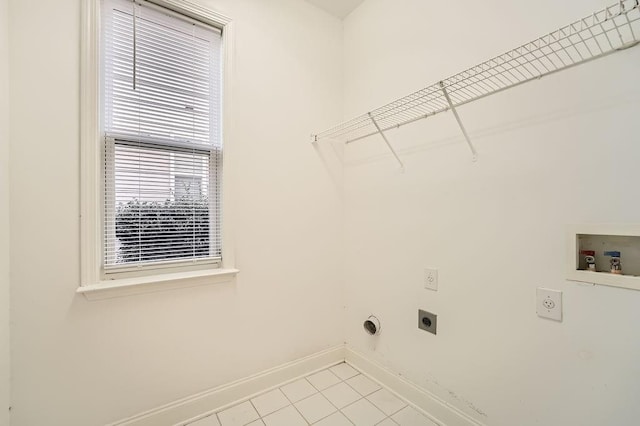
<box><xmin>77</xmin><ymin>268</ymin><xmax>239</xmax><ymax>301</ymax></box>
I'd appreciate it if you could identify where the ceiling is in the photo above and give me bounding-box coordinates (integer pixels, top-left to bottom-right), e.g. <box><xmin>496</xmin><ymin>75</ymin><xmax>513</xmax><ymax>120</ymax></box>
<box><xmin>304</xmin><ymin>0</ymin><xmax>365</xmax><ymax>19</ymax></box>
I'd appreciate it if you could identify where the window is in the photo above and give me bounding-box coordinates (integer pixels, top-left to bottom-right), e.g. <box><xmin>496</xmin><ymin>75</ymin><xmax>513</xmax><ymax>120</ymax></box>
<box><xmin>80</xmin><ymin>0</ymin><xmax>234</xmax><ymax>298</ymax></box>
<box><xmin>101</xmin><ymin>0</ymin><xmax>223</xmax><ymax>276</ymax></box>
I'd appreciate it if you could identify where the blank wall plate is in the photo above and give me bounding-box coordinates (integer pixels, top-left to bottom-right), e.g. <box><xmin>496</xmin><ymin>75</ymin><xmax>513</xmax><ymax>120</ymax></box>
<box><xmin>424</xmin><ymin>268</ymin><xmax>438</xmax><ymax>291</ymax></box>
<box><xmin>536</xmin><ymin>287</ymin><xmax>562</xmax><ymax>321</ymax></box>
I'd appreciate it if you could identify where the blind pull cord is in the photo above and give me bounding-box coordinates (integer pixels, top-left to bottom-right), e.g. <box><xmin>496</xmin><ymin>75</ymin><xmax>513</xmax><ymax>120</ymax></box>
<box><xmin>132</xmin><ymin>0</ymin><xmax>137</xmax><ymax>91</ymax></box>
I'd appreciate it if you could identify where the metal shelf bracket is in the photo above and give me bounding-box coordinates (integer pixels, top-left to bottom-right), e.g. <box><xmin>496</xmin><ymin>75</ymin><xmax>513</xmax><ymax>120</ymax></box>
<box><xmin>368</xmin><ymin>112</ymin><xmax>405</xmax><ymax>170</ymax></box>
<box><xmin>439</xmin><ymin>81</ymin><xmax>478</xmax><ymax>162</ymax></box>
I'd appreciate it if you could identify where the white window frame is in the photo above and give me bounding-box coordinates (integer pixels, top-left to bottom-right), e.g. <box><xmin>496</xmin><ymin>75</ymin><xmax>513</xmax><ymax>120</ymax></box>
<box><xmin>79</xmin><ymin>0</ymin><xmax>237</xmax><ymax>300</ymax></box>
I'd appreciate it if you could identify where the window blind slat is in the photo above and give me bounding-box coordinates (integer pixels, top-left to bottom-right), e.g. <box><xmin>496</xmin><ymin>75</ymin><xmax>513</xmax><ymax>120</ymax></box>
<box><xmin>102</xmin><ymin>0</ymin><xmax>222</xmax><ymax>270</ymax></box>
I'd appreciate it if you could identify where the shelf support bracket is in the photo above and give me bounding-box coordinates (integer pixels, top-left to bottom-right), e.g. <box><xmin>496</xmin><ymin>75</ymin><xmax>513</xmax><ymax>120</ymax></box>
<box><xmin>368</xmin><ymin>112</ymin><xmax>405</xmax><ymax>170</ymax></box>
<box><xmin>439</xmin><ymin>81</ymin><xmax>478</xmax><ymax>162</ymax></box>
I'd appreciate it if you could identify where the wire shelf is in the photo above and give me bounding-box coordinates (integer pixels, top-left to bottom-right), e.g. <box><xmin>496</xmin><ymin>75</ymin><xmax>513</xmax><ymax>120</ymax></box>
<box><xmin>313</xmin><ymin>0</ymin><xmax>640</xmax><ymax>146</ymax></box>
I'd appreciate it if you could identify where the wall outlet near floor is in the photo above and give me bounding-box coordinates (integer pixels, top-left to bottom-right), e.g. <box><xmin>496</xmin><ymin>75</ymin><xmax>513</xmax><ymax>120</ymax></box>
<box><xmin>424</xmin><ymin>268</ymin><xmax>438</xmax><ymax>291</ymax></box>
<box><xmin>536</xmin><ymin>287</ymin><xmax>562</xmax><ymax>321</ymax></box>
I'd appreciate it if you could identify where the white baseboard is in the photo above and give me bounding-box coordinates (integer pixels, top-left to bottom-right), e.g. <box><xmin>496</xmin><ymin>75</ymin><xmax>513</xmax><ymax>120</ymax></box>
<box><xmin>108</xmin><ymin>345</ymin><xmax>346</xmax><ymax>426</ymax></box>
<box><xmin>345</xmin><ymin>348</ymin><xmax>487</xmax><ymax>426</ymax></box>
<box><xmin>108</xmin><ymin>345</ymin><xmax>487</xmax><ymax>426</ymax></box>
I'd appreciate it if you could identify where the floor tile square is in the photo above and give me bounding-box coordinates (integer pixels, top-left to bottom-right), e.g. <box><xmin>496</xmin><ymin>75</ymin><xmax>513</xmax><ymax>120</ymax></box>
<box><xmin>188</xmin><ymin>414</ymin><xmax>220</xmax><ymax>426</ymax></box>
<box><xmin>391</xmin><ymin>406</ymin><xmax>439</xmax><ymax>426</ymax></box>
<box><xmin>217</xmin><ymin>401</ymin><xmax>260</xmax><ymax>426</ymax></box>
<box><xmin>366</xmin><ymin>389</ymin><xmax>406</xmax><ymax>416</ymax></box>
<box><xmin>307</xmin><ymin>369</ymin><xmax>341</xmax><ymax>391</ymax></box>
<box><xmin>376</xmin><ymin>419</ymin><xmax>398</xmax><ymax>425</ymax></box>
<box><xmin>322</xmin><ymin>382</ymin><xmax>361</xmax><ymax>409</ymax></box>
<box><xmin>196</xmin><ymin>368</ymin><xmax>439</xmax><ymax>426</ymax></box>
<box><xmin>280</xmin><ymin>378</ymin><xmax>318</xmax><ymax>402</ymax></box>
<box><xmin>341</xmin><ymin>398</ymin><xmax>386</xmax><ymax>426</ymax></box>
<box><xmin>263</xmin><ymin>405</ymin><xmax>307</xmax><ymax>426</ymax></box>
<box><xmin>251</xmin><ymin>389</ymin><xmax>290</xmax><ymax>417</ymax></box>
<box><xmin>329</xmin><ymin>363</ymin><xmax>359</xmax><ymax>380</ymax></box>
<box><xmin>313</xmin><ymin>411</ymin><xmax>354</xmax><ymax>426</ymax></box>
<box><xmin>346</xmin><ymin>374</ymin><xmax>381</xmax><ymax>396</ymax></box>
<box><xmin>294</xmin><ymin>392</ymin><xmax>337</xmax><ymax>423</ymax></box>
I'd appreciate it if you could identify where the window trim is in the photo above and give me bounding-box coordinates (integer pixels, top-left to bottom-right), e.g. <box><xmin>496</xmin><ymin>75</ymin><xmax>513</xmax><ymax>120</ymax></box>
<box><xmin>80</xmin><ymin>0</ymin><xmax>237</xmax><ymax>299</ymax></box>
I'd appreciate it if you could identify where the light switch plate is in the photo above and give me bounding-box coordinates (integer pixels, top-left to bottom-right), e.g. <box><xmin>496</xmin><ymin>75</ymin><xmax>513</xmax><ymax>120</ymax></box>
<box><xmin>536</xmin><ymin>287</ymin><xmax>562</xmax><ymax>321</ymax></box>
<box><xmin>424</xmin><ymin>268</ymin><xmax>438</xmax><ymax>291</ymax></box>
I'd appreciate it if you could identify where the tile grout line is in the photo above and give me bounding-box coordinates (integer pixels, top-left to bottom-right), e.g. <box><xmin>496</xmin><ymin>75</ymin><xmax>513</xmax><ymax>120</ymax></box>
<box><xmin>365</xmin><ymin>387</ymin><xmax>408</xmax><ymax>418</ymax></box>
<box><xmin>337</xmin><ymin>363</ymin><xmax>405</xmax><ymax>426</ymax></box>
<box><xmin>213</xmin><ymin>358</ymin><xmax>347</xmax><ymax>425</ymax></box>
<box><xmin>303</xmin><ymin>368</ymin><xmax>349</xmax><ymax>425</ymax></box>
<box><xmin>277</xmin><ymin>380</ymin><xmax>311</xmax><ymax>425</ymax></box>
<box><xmin>300</xmin><ymin>365</ymin><xmax>358</xmax><ymax>426</ymax></box>
<box><xmin>338</xmin><ymin>396</ymin><xmax>389</xmax><ymax>426</ymax></box>
<box><xmin>344</xmin><ymin>360</ymin><xmax>439</xmax><ymax>426</ymax></box>
<box><xmin>320</xmin><ymin>366</ymin><xmax>360</xmax><ymax>425</ymax></box>
<box><xmin>301</xmin><ymin>364</ymin><xmax>395</xmax><ymax>426</ymax></box>
<box><xmin>214</xmin><ymin>363</ymin><xmax>412</xmax><ymax>426</ymax></box>
<box><xmin>322</xmin><ymin>364</ymin><xmax>392</xmax><ymax>426</ymax></box>
<box><xmin>246</xmin><ymin>399</ymin><xmax>262</xmax><ymax>426</ymax></box>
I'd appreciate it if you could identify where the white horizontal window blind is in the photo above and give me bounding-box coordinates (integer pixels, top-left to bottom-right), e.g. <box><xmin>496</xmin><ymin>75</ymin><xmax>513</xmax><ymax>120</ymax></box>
<box><xmin>102</xmin><ymin>0</ymin><xmax>222</xmax><ymax>272</ymax></box>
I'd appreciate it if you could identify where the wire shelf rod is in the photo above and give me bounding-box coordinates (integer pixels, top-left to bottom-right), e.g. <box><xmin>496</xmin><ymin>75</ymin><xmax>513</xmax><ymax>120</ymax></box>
<box><xmin>313</xmin><ymin>0</ymin><xmax>640</xmax><ymax>147</ymax></box>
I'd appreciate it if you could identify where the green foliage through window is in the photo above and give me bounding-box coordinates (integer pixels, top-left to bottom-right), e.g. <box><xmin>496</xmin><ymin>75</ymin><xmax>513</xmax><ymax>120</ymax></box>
<box><xmin>115</xmin><ymin>197</ymin><xmax>210</xmax><ymax>263</ymax></box>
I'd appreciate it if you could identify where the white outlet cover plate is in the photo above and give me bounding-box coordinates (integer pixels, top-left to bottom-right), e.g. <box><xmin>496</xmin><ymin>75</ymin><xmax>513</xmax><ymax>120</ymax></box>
<box><xmin>536</xmin><ymin>287</ymin><xmax>562</xmax><ymax>321</ymax></box>
<box><xmin>424</xmin><ymin>268</ymin><xmax>438</xmax><ymax>291</ymax></box>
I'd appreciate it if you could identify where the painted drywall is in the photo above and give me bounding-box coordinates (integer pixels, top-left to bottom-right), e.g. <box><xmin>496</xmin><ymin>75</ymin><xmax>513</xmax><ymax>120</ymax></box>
<box><xmin>8</xmin><ymin>0</ymin><xmax>343</xmax><ymax>425</ymax></box>
<box><xmin>342</xmin><ymin>1</ymin><xmax>640</xmax><ymax>425</ymax></box>
<box><xmin>305</xmin><ymin>0</ymin><xmax>365</xmax><ymax>19</ymax></box>
<box><xmin>0</xmin><ymin>0</ymin><xmax>10</xmax><ymax>424</ymax></box>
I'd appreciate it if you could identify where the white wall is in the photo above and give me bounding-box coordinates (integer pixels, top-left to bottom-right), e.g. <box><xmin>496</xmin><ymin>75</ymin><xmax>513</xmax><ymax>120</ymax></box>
<box><xmin>0</xmin><ymin>0</ymin><xmax>11</xmax><ymax>424</ymax></box>
<box><xmin>8</xmin><ymin>1</ymin><xmax>344</xmax><ymax>425</ymax></box>
<box><xmin>342</xmin><ymin>1</ymin><xmax>640</xmax><ymax>425</ymax></box>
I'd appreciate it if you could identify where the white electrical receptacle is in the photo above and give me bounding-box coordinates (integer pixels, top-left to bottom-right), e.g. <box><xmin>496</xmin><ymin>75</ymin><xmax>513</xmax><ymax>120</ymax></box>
<box><xmin>424</xmin><ymin>268</ymin><xmax>438</xmax><ymax>291</ymax></box>
<box><xmin>536</xmin><ymin>288</ymin><xmax>562</xmax><ymax>321</ymax></box>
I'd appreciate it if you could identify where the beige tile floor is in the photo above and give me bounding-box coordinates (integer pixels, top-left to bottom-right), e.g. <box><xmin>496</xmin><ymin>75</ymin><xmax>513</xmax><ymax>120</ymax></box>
<box><xmin>187</xmin><ymin>362</ymin><xmax>439</xmax><ymax>426</ymax></box>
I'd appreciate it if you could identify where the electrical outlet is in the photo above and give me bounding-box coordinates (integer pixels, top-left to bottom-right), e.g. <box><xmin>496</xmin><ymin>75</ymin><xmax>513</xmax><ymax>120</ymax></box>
<box><xmin>536</xmin><ymin>288</ymin><xmax>562</xmax><ymax>321</ymax></box>
<box><xmin>418</xmin><ymin>309</ymin><xmax>437</xmax><ymax>335</ymax></box>
<box><xmin>424</xmin><ymin>268</ymin><xmax>438</xmax><ymax>291</ymax></box>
